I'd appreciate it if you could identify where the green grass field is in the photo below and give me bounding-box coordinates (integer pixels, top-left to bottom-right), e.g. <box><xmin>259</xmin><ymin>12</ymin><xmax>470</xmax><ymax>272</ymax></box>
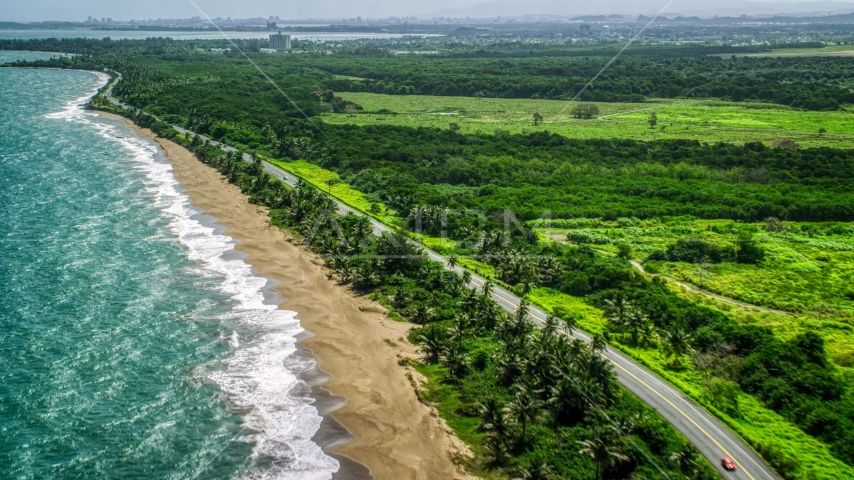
<box><xmin>327</xmin><ymin>93</ymin><xmax>854</xmax><ymax>148</ymax></box>
<box><xmin>540</xmin><ymin>219</ymin><xmax>854</xmax><ymax>367</ymax></box>
<box><xmin>732</xmin><ymin>45</ymin><xmax>854</xmax><ymax>57</ymax></box>
<box><xmin>542</xmin><ymin>219</ymin><xmax>854</xmax><ymax>317</ymax></box>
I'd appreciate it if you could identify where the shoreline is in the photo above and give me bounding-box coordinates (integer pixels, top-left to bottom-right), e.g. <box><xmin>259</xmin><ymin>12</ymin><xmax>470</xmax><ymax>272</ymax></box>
<box><xmin>94</xmin><ymin>111</ymin><xmax>476</xmax><ymax>480</ymax></box>
<box><xmin>183</xmin><ymin>206</ymin><xmax>372</xmax><ymax>480</ymax></box>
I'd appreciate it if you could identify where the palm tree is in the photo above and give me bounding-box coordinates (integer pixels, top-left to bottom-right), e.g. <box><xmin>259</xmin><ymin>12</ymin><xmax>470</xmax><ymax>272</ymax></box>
<box><xmin>585</xmin><ymin>354</ymin><xmax>616</xmax><ymax>404</ymax></box>
<box><xmin>479</xmin><ymin>300</ymin><xmax>501</xmax><ymax>331</ymax></box>
<box><xmin>504</xmin><ymin>384</ymin><xmax>545</xmax><ymax>444</ymax></box>
<box><xmin>537</xmin><ymin>256</ymin><xmax>563</xmax><ymax>284</ymax></box>
<box><xmin>695</xmin><ymin>256</ymin><xmax>712</xmax><ymax>288</ymax></box>
<box><xmin>415</xmin><ymin>325</ymin><xmax>446</xmax><ymax>362</ymax></box>
<box><xmin>550</xmin><ymin>374</ymin><xmax>604</xmax><ymax>423</ymax></box>
<box><xmin>461</xmin><ymin>287</ymin><xmax>480</xmax><ymax>312</ymax></box>
<box><xmin>485</xmin><ymin>434</ymin><xmax>510</xmax><ymax>466</ymax></box>
<box><xmin>637</xmin><ymin>320</ymin><xmax>659</xmax><ymax>349</ymax></box>
<box><xmin>516</xmin><ymin>299</ymin><xmax>531</xmax><ymax>323</ymax></box>
<box><xmin>246</xmin><ymin>154</ymin><xmax>260</xmax><ymax>175</ymax></box>
<box><xmin>481</xmin><ymin>280</ymin><xmax>493</xmax><ymax>296</ymax></box>
<box><xmin>462</xmin><ymin>270</ymin><xmax>472</xmax><ymax>285</ymax></box>
<box><xmin>592</xmin><ymin>334</ymin><xmax>608</xmax><ymax>353</ymax></box>
<box><xmin>447</xmin><ymin>254</ymin><xmax>459</xmax><ymax>269</ymax></box>
<box><xmin>439</xmin><ymin>343</ymin><xmax>469</xmax><ymax>380</ymax></box>
<box><xmin>496</xmin><ymin>349</ymin><xmax>527</xmax><ymax>385</ymax></box>
<box><xmin>388</xmin><ymin>288</ymin><xmax>409</xmax><ymax>310</ymax></box>
<box><xmin>352</xmin><ymin>260</ymin><xmax>380</xmax><ymax>288</ymax></box>
<box><xmin>602</xmin><ymin>295</ymin><xmax>633</xmax><ymax>331</ymax></box>
<box><xmin>661</xmin><ymin>327</ymin><xmax>693</xmax><ymax>368</ymax></box>
<box><xmin>670</xmin><ymin>444</ymin><xmax>699</xmax><ymax>478</ymax></box>
<box><xmin>577</xmin><ymin>428</ymin><xmax>629</xmax><ymax>480</ymax></box>
<box><xmin>563</xmin><ymin>313</ymin><xmax>579</xmax><ymax>337</ymax></box>
<box><xmin>505</xmin><ymin>302</ymin><xmax>534</xmax><ymax>338</ymax></box>
<box><xmin>447</xmin><ymin>318</ymin><xmax>467</xmax><ymax>349</ymax></box>
<box><xmin>519</xmin><ymin>277</ymin><xmax>536</xmax><ymax>296</ymax></box>
<box><xmin>410</xmin><ymin>303</ymin><xmax>434</xmax><ymax>325</ymax></box>
<box><xmin>543</xmin><ymin>315</ymin><xmax>562</xmax><ymax>338</ymax></box>
<box><xmin>479</xmin><ymin>398</ymin><xmax>511</xmax><ymax>439</ymax></box>
<box><xmin>623</xmin><ymin>310</ymin><xmax>648</xmax><ymax>346</ymax></box>
<box><xmin>513</xmin><ymin>463</ymin><xmax>556</xmax><ymax>480</ymax></box>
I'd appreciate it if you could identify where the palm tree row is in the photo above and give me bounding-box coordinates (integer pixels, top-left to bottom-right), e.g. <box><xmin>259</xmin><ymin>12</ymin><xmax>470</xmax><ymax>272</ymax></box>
<box><xmin>178</xmin><ymin>136</ymin><xmax>711</xmax><ymax>479</ymax></box>
<box><xmin>409</xmin><ymin>289</ymin><xmax>710</xmax><ymax>478</ymax></box>
<box><xmin>602</xmin><ymin>294</ymin><xmax>693</xmax><ymax>367</ymax></box>
<box><xmin>473</xmin><ymin>230</ymin><xmax>563</xmax><ymax>296</ymax></box>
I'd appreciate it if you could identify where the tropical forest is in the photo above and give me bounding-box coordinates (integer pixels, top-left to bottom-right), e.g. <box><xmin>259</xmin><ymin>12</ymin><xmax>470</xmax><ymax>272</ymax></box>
<box><xmin>5</xmin><ymin>26</ymin><xmax>854</xmax><ymax>479</ymax></box>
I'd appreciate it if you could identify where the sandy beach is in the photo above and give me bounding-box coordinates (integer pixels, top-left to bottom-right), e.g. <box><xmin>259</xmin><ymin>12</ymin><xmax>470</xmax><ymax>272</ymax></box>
<box><xmin>95</xmin><ymin>112</ymin><xmax>476</xmax><ymax>480</ymax></box>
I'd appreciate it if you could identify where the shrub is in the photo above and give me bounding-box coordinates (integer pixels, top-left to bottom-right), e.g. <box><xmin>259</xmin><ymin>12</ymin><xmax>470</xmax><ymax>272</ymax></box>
<box><xmin>545</xmin><ymin>218</ymin><xmax>602</xmax><ymax>229</ymax></box>
<box><xmin>771</xmin><ymin>139</ymin><xmax>799</xmax><ymax>149</ymax></box>
<box><xmin>703</xmin><ymin>377</ymin><xmax>741</xmax><ymax>417</ymax></box>
<box><xmin>827</xmin><ymin>224</ymin><xmax>850</xmax><ymax>235</ymax></box>
<box><xmin>570</xmin><ymin>103</ymin><xmax>600</xmax><ymax>119</ymax></box>
<box><xmin>662</xmin><ymin>238</ymin><xmax>733</xmax><ymax>263</ymax></box>
<box><xmin>566</xmin><ymin>229</ymin><xmax>611</xmax><ymax>245</ymax></box>
<box><xmin>210</xmin><ymin>122</ymin><xmax>236</xmax><ymax>140</ymax></box>
<box><xmin>736</xmin><ymin>238</ymin><xmax>765</xmax><ymax>264</ymax></box>
<box><xmin>642</xmin><ymin>262</ymin><xmax>660</xmax><ymax>274</ymax></box>
<box><xmin>646</xmin><ymin>250</ymin><xmax>667</xmax><ymax>261</ymax></box>
<box><xmin>765</xmin><ymin>217</ymin><xmax>784</xmax><ymax>233</ymax></box>
<box><xmin>617</xmin><ymin>217</ymin><xmax>642</xmax><ymax>227</ymax></box>
<box><xmin>754</xmin><ymin>442</ymin><xmax>801</xmax><ymax>478</ymax></box>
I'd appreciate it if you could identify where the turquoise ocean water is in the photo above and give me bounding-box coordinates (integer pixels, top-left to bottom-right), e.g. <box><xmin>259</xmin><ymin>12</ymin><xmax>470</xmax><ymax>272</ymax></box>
<box><xmin>0</xmin><ymin>53</ymin><xmax>338</xmax><ymax>479</ymax></box>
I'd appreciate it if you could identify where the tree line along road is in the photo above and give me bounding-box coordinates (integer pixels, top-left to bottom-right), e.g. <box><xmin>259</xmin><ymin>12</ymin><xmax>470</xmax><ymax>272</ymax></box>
<box><xmin>103</xmin><ymin>74</ymin><xmax>781</xmax><ymax>480</ymax></box>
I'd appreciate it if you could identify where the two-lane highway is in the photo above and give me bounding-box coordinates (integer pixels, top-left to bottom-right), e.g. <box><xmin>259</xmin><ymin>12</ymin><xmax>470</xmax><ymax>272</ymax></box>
<box><xmin>259</xmin><ymin>158</ymin><xmax>780</xmax><ymax>480</ymax></box>
<box><xmin>103</xmin><ymin>78</ymin><xmax>780</xmax><ymax>480</ymax></box>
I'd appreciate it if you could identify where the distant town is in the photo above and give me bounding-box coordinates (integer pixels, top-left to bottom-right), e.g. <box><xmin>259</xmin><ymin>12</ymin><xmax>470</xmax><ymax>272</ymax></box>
<box><xmin>4</xmin><ymin>9</ymin><xmax>854</xmax><ymax>32</ymax></box>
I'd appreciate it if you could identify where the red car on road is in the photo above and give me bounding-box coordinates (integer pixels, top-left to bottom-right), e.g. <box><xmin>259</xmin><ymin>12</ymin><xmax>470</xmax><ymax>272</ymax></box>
<box><xmin>721</xmin><ymin>457</ymin><xmax>737</xmax><ymax>471</ymax></box>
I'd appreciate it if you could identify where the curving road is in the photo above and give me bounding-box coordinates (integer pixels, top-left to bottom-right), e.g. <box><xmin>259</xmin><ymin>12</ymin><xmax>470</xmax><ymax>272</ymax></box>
<box><xmin>261</xmin><ymin>161</ymin><xmax>781</xmax><ymax>480</ymax></box>
<box><xmin>103</xmin><ymin>77</ymin><xmax>780</xmax><ymax>480</ymax></box>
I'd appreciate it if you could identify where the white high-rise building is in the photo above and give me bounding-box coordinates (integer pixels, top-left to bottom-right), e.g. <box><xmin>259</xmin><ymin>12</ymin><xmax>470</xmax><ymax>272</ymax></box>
<box><xmin>269</xmin><ymin>32</ymin><xmax>292</xmax><ymax>50</ymax></box>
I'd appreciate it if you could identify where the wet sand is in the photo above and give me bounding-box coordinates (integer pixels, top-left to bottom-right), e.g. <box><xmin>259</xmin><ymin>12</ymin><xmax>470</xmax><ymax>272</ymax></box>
<box><xmin>95</xmin><ymin>111</ymin><xmax>476</xmax><ymax>480</ymax></box>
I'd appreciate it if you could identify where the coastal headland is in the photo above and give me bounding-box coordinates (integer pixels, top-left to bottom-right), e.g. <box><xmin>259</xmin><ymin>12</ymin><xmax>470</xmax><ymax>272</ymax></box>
<box><xmin>96</xmin><ymin>111</ymin><xmax>476</xmax><ymax>480</ymax></box>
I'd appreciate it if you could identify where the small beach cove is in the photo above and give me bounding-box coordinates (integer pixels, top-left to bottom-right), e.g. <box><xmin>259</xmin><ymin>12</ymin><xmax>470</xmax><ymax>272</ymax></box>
<box><xmin>95</xmin><ymin>111</ymin><xmax>476</xmax><ymax>480</ymax></box>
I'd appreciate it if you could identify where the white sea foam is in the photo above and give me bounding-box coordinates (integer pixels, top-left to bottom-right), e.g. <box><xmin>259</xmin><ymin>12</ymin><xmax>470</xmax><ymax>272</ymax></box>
<box><xmin>48</xmin><ymin>73</ymin><xmax>339</xmax><ymax>480</ymax></box>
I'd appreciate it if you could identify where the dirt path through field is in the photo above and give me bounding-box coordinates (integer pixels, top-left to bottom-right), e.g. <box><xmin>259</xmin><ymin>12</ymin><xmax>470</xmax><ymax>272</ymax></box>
<box><xmin>626</xmin><ymin>260</ymin><xmax>791</xmax><ymax>315</ymax></box>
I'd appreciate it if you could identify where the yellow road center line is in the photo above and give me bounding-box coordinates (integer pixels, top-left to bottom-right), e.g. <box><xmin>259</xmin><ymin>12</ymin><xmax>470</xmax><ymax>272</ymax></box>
<box><xmin>467</xmin><ymin>275</ymin><xmax>756</xmax><ymax>479</ymax></box>
<box><xmin>608</xmin><ymin>361</ymin><xmax>754</xmax><ymax>479</ymax></box>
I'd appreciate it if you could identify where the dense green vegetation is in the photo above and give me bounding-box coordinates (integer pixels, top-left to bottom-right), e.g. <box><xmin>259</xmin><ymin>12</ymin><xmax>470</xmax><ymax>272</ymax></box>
<box><xmin>313</xmin><ymin>54</ymin><xmax>854</xmax><ymax>109</ymax></box>
<box><xmin>8</xmin><ymin>35</ymin><xmax>854</xmax><ymax>478</ymax></box>
<box><xmin>427</xmin><ymin>215</ymin><xmax>854</xmax><ymax>477</ymax></box>
<box><xmin>316</xmin><ymin>125</ymin><xmax>854</xmax><ymax>222</ymax></box>
<box><xmin>146</xmin><ymin>120</ymin><xmax>714</xmax><ymax>479</ymax></box>
<box><xmin>7</xmin><ymin>37</ymin><xmax>854</xmax><ymax>110</ymax></box>
<box><xmin>34</xmin><ymin>42</ymin><xmax>850</xmax><ymax>227</ymax></box>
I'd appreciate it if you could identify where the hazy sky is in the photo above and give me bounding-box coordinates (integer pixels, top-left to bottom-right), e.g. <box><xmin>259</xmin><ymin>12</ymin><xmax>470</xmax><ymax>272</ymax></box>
<box><xmin>2</xmin><ymin>0</ymin><xmax>853</xmax><ymax>22</ymax></box>
<box><xmin>0</xmin><ymin>0</ymin><xmax>480</xmax><ymax>22</ymax></box>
